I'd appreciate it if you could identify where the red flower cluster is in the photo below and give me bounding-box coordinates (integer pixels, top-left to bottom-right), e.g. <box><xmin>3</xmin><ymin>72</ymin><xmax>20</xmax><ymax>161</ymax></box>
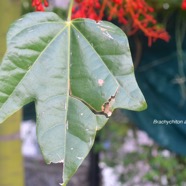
<box><xmin>72</xmin><ymin>0</ymin><xmax>170</xmax><ymax>46</ymax></box>
<box><xmin>72</xmin><ymin>0</ymin><xmax>102</xmax><ymax>20</ymax></box>
<box><xmin>182</xmin><ymin>0</ymin><xmax>186</xmax><ymax>10</ymax></box>
<box><xmin>32</xmin><ymin>0</ymin><xmax>49</xmax><ymax>11</ymax></box>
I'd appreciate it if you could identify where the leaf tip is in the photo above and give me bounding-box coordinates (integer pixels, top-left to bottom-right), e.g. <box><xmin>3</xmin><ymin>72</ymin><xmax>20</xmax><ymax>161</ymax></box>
<box><xmin>60</xmin><ymin>181</ymin><xmax>68</xmax><ymax>186</ymax></box>
<box><xmin>137</xmin><ymin>101</ymin><xmax>148</xmax><ymax>111</ymax></box>
<box><xmin>43</xmin><ymin>156</ymin><xmax>51</xmax><ymax>164</ymax></box>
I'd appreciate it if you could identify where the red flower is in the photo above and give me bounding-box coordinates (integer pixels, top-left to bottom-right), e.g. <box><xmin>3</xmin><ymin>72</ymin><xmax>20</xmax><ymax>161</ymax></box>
<box><xmin>72</xmin><ymin>0</ymin><xmax>170</xmax><ymax>46</ymax></box>
<box><xmin>182</xmin><ymin>0</ymin><xmax>186</xmax><ymax>10</ymax></box>
<box><xmin>31</xmin><ymin>0</ymin><xmax>49</xmax><ymax>11</ymax></box>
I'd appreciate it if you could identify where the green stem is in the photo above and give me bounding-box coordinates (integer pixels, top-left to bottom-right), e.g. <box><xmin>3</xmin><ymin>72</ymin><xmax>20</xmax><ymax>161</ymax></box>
<box><xmin>67</xmin><ymin>0</ymin><xmax>74</xmax><ymax>21</ymax></box>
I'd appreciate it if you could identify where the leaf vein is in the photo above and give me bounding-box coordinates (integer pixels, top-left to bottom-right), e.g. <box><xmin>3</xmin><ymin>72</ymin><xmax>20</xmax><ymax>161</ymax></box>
<box><xmin>0</xmin><ymin>25</ymin><xmax>68</xmax><ymax>112</ymax></box>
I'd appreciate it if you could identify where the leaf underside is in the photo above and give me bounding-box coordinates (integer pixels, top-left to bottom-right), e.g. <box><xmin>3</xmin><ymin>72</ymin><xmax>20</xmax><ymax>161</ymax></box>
<box><xmin>0</xmin><ymin>12</ymin><xmax>147</xmax><ymax>185</ymax></box>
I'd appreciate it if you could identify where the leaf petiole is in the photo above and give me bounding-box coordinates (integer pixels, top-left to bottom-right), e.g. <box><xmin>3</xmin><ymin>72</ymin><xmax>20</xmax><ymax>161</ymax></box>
<box><xmin>67</xmin><ymin>0</ymin><xmax>74</xmax><ymax>22</ymax></box>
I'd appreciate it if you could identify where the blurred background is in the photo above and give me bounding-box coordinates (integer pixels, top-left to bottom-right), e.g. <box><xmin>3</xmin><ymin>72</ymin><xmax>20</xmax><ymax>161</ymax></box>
<box><xmin>1</xmin><ymin>0</ymin><xmax>186</xmax><ymax>186</ymax></box>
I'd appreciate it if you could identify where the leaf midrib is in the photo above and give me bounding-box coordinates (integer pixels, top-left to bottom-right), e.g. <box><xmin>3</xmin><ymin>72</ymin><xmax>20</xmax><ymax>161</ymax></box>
<box><xmin>62</xmin><ymin>22</ymin><xmax>71</xmax><ymax>184</ymax></box>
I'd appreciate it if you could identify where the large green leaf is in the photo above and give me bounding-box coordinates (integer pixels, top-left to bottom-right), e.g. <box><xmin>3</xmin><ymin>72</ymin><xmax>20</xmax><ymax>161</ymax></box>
<box><xmin>0</xmin><ymin>12</ymin><xmax>146</xmax><ymax>185</ymax></box>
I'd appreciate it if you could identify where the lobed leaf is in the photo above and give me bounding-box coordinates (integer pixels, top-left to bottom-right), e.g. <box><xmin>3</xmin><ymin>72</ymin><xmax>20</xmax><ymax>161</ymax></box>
<box><xmin>0</xmin><ymin>12</ymin><xmax>146</xmax><ymax>185</ymax></box>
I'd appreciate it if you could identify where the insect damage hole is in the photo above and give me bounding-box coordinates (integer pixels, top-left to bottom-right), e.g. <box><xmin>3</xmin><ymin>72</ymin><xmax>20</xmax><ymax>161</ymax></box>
<box><xmin>101</xmin><ymin>89</ymin><xmax>118</xmax><ymax>117</ymax></box>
